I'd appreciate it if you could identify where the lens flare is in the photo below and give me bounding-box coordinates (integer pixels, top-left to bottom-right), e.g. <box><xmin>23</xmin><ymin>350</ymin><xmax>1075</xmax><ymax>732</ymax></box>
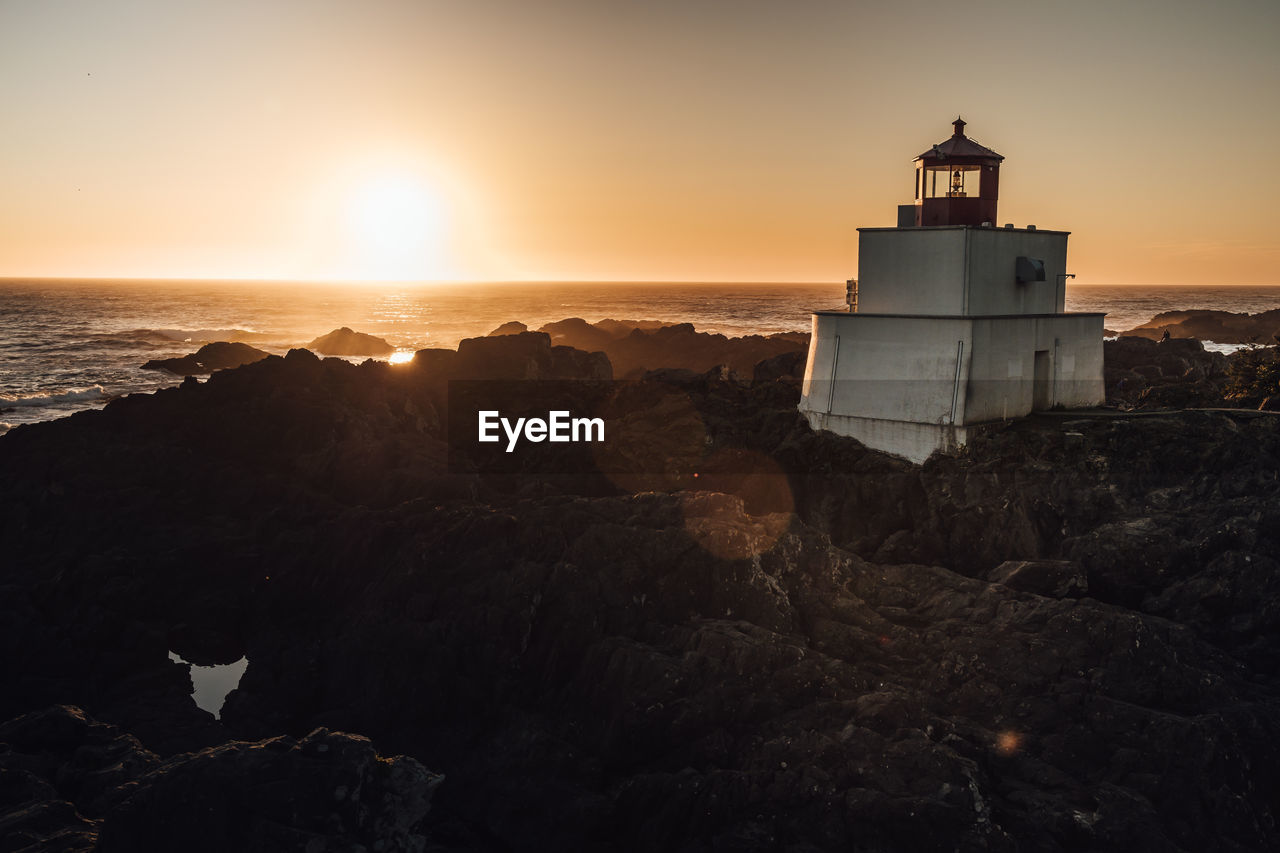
<box><xmin>996</xmin><ymin>730</ymin><xmax>1023</xmax><ymax>755</ymax></box>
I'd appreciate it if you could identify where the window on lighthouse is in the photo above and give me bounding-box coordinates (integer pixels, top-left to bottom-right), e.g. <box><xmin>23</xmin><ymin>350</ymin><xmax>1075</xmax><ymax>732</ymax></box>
<box><xmin>919</xmin><ymin>165</ymin><xmax>981</xmax><ymax>199</ymax></box>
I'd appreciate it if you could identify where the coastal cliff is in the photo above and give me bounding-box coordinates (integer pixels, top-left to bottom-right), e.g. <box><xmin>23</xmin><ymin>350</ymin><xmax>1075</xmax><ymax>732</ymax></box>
<box><xmin>2</xmin><ymin>327</ymin><xmax>1279</xmax><ymax>851</ymax></box>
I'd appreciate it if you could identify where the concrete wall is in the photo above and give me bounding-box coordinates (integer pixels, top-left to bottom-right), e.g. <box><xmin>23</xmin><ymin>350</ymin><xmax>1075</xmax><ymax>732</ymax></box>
<box><xmin>856</xmin><ymin>228</ymin><xmax>967</xmax><ymax>314</ymax></box>
<box><xmin>798</xmin><ymin>311</ymin><xmax>1105</xmax><ymax>462</ymax></box>
<box><xmin>962</xmin><ymin>314</ymin><xmax>1105</xmax><ymax>423</ymax></box>
<box><xmin>802</xmin><ymin>411</ymin><xmax>968</xmax><ymax>465</ymax></box>
<box><xmin>799</xmin><ymin>313</ymin><xmax>972</xmax><ymax>425</ymax></box>
<box><xmin>965</xmin><ymin>228</ymin><xmax>1069</xmax><ymax>315</ymax></box>
<box><xmin>856</xmin><ymin>226</ymin><xmax>1070</xmax><ymax>316</ymax></box>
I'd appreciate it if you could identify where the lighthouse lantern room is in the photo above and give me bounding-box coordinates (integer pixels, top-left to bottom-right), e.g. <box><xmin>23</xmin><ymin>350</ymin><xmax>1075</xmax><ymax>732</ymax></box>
<box><xmin>910</xmin><ymin>117</ymin><xmax>1003</xmax><ymax>227</ymax></box>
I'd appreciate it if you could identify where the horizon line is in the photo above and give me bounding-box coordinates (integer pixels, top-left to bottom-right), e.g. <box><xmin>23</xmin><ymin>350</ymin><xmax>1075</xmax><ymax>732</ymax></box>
<box><xmin>3</xmin><ymin>276</ymin><xmax>1279</xmax><ymax>288</ymax></box>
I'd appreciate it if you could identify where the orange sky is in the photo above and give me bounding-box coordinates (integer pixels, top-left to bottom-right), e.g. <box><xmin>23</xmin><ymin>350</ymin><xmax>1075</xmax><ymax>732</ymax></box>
<box><xmin>1</xmin><ymin>0</ymin><xmax>1277</xmax><ymax>285</ymax></box>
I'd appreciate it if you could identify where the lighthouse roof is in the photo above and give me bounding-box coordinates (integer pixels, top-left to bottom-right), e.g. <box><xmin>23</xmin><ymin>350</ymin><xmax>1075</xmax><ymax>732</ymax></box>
<box><xmin>915</xmin><ymin>117</ymin><xmax>1004</xmax><ymax>163</ymax></box>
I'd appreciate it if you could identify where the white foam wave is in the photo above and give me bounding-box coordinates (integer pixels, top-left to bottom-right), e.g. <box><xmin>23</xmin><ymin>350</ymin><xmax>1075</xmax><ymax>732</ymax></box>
<box><xmin>150</xmin><ymin>328</ymin><xmax>276</xmax><ymax>343</ymax></box>
<box><xmin>0</xmin><ymin>385</ymin><xmax>108</xmax><ymax>408</ymax></box>
<box><xmin>1203</xmin><ymin>342</ymin><xmax>1274</xmax><ymax>355</ymax></box>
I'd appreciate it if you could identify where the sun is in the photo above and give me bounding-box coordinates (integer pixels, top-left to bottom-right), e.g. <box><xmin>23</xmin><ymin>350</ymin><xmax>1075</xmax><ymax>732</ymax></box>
<box><xmin>345</xmin><ymin>170</ymin><xmax>452</xmax><ymax>280</ymax></box>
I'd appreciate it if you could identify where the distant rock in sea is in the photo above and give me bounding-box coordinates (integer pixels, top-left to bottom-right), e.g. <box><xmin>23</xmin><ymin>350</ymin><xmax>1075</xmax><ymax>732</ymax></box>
<box><xmin>1120</xmin><ymin>308</ymin><xmax>1280</xmax><ymax>344</ymax></box>
<box><xmin>142</xmin><ymin>341</ymin><xmax>271</xmax><ymax>376</ymax></box>
<box><xmin>592</xmin><ymin>318</ymin><xmax>669</xmax><ymax>336</ymax></box>
<box><xmin>306</xmin><ymin>327</ymin><xmax>394</xmax><ymax>356</ymax></box>
<box><xmin>451</xmin><ymin>330</ymin><xmax>612</xmax><ymax>380</ymax></box>
<box><xmin>537</xmin><ymin>317</ymin><xmax>620</xmax><ymax>352</ymax></box>
<box><xmin>482</xmin><ymin>317</ymin><xmax>810</xmax><ymax>379</ymax></box>
<box><xmin>487</xmin><ymin>321</ymin><xmax>528</xmax><ymax>336</ymax></box>
<box><xmin>485</xmin><ymin>316</ymin><xmax>813</xmax><ymax>378</ymax></box>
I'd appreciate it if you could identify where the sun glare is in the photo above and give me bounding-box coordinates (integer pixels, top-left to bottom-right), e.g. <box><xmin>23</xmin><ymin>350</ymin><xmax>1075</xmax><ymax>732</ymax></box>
<box><xmin>345</xmin><ymin>170</ymin><xmax>452</xmax><ymax>280</ymax></box>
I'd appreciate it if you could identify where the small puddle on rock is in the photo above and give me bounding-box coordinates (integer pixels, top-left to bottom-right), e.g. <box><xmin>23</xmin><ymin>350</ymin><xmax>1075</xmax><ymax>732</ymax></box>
<box><xmin>168</xmin><ymin>652</ymin><xmax>248</xmax><ymax>718</ymax></box>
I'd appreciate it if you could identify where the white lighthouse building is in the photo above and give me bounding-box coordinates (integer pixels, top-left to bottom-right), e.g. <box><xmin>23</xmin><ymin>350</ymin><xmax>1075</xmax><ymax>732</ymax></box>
<box><xmin>798</xmin><ymin>119</ymin><xmax>1105</xmax><ymax>463</ymax></box>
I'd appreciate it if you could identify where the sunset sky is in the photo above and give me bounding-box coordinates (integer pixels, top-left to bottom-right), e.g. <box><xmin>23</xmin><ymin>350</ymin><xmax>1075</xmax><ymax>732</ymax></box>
<box><xmin>1</xmin><ymin>0</ymin><xmax>1277</xmax><ymax>286</ymax></box>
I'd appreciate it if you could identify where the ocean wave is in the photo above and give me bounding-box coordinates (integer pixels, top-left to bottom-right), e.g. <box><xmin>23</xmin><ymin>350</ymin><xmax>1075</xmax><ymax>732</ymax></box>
<box><xmin>0</xmin><ymin>385</ymin><xmax>109</xmax><ymax>408</ymax></box>
<box><xmin>148</xmin><ymin>328</ymin><xmax>279</xmax><ymax>343</ymax></box>
<box><xmin>19</xmin><ymin>328</ymin><xmax>286</xmax><ymax>349</ymax></box>
<box><xmin>1203</xmin><ymin>341</ymin><xmax>1273</xmax><ymax>355</ymax></box>
<box><xmin>115</xmin><ymin>329</ymin><xmax>191</xmax><ymax>343</ymax></box>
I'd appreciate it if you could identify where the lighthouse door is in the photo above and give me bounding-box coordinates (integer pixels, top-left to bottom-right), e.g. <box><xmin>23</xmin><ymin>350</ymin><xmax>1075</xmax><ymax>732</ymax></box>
<box><xmin>1032</xmin><ymin>350</ymin><xmax>1052</xmax><ymax>410</ymax></box>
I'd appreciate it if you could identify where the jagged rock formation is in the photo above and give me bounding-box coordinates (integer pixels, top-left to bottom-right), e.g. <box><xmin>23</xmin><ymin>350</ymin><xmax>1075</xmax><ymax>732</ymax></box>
<box><xmin>451</xmin><ymin>330</ymin><xmax>612</xmax><ymax>380</ymax></box>
<box><xmin>3</xmin><ymin>328</ymin><xmax>1280</xmax><ymax>850</ymax></box>
<box><xmin>1103</xmin><ymin>336</ymin><xmax>1232</xmax><ymax>408</ymax></box>
<box><xmin>306</xmin><ymin>326</ymin><xmax>395</xmax><ymax>356</ymax></box>
<box><xmin>489</xmin><ymin>317</ymin><xmax>809</xmax><ymax>378</ymax></box>
<box><xmin>141</xmin><ymin>341</ymin><xmax>271</xmax><ymax>376</ymax></box>
<box><xmin>0</xmin><ymin>705</ymin><xmax>440</xmax><ymax>852</ymax></box>
<box><xmin>751</xmin><ymin>349</ymin><xmax>807</xmax><ymax>385</ymax></box>
<box><xmin>1120</xmin><ymin>309</ymin><xmax>1280</xmax><ymax>344</ymax></box>
<box><xmin>487</xmin><ymin>320</ymin><xmax>529</xmax><ymax>336</ymax></box>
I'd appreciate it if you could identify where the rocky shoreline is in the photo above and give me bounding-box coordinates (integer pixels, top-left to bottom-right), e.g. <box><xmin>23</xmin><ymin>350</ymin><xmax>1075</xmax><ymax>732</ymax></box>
<box><xmin>3</xmin><ymin>321</ymin><xmax>1279</xmax><ymax>851</ymax></box>
<box><xmin>1115</xmin><ymin>308</ymin><xmax>1280</xmax><ymax>345</ymax></box>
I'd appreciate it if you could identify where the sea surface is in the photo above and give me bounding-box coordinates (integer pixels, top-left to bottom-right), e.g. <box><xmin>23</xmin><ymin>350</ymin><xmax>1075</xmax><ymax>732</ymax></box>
<box><xmin>3</xmin><ymin>279</ymin><xmax>1279</xmax><ymax>432</ymax></box>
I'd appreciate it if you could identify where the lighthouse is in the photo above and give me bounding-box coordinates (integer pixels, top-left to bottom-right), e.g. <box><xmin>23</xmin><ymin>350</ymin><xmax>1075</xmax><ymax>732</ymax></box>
<box><xmin>798</xmin><ymin>119</ymin><xmax>1105</xmax><ymax>463</ymax></box>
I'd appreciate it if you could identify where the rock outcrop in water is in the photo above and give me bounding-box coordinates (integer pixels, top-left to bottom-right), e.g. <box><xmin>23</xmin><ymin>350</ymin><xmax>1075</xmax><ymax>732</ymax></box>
<box><xmin>452</xmin><ymin>330</ymin><xmax>612</xmax><ymax>380</ymax></box>
<box><xmin>3</xmin><ymin>326</ymin><xmax>1280</xmax><ymax>850</ymax></box>
<box><xmin>141</xmin><ymin>341</ymin><xmax>271</xmax><ymax>376</ymax></box>
<box><xmin>486</xmin><ymin>320</ymin><xmax>528</xmax><ymax>336</ymax></box>
<box><xmin>491</xmin><ymin>318</ymin><xmax>809</xmax><ymax>378</ymax></box>
<box><xmin>1120</xmin><ymin>308</ymin><xmax>1280</xmax><ymax>344</ymax></box>
<box><xmin>306</xmin><ymin>326</ymin><xmax>395</xmax><ymax>356</ymax></box>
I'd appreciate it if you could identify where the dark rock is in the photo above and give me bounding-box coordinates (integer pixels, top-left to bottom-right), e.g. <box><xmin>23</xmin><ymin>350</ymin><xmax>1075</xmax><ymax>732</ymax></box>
<box><xmin>1137</xmin><ymin>380</ymin><xmax>1222</xmax><ymax>409</ymax></box>
<box><xmin>188</xmin><ymin>342</ymin><xmax>271</xmax><ymax>371</ymax></box>
<box><xmin>454</xmin><ymin>331</ymin><xmax>611</xmax><ymax>380</ymax></box>
<box><xmin>0</xmin><ymin>768</ymin><xmax>99</xmax><ymax>853</ymax></box>
<box><xmin>1120</xmin><ymin>308</ymin><xmax>1280</xmax><ymax>344</ymax></box>
<box><xmin>306</xmin><ymin>327</ymin><xmax>394</xmax><ymax>356</ymax></box>
<box><xmin>284</xmin><ymin>346</ymin><xmax>319</xmax><ymax>362</ymax></box>
<box><xmin>1104</xmin><ymin>337</ymin><xmax>1229</xmax><ymax>409</ymax></box>
<box><xmin>4</xmin><ymin>324</ymin><xmax>1280</xmax><ymax>851</ymax></box>
<box><xmin>0</xmin><ymin>705</ymin><xmax>160</xmax><ymax>816</ymax></box>
<box><xmin>141</xmin><ymin>353</ymin><xmax>203</xmax><ymax>375</ymax></box>
<box><xmin>410</xmin><ymin>347</ymin><xmax>458</xmax><ymax>376</ymax></box>
<box><xmin>0</xmin><ymin>706</ymin><xmax>440</xmax><ymax>853</ymax></box>
<box><xmin>487</xmin><ymin>321</ymin><xmax>528</xmax><ymax>336</ymax></box>
<box><xmin>752</xmin><ymin>350</ymin><xmax>807</xmax><ymax>384</ymax></box>
<box><xmin>538</xmin><ymin>317</ymin><xmax>618</xmax><ymax>352</ymax></box>
<box><xmin>97</xmin><ymin>728</ymin><xmax>440</xmax><ymax>853</ymax></box>
<box><xmin>142</xmin><ymin>341</ymin><xmax>270</xmax><ymax>376</ymax></box>
<box><xmin>592</xmin><ymin>318</ymin><xmax>668</xmax><ymax>336</ymax></box>
<box><xmin>531</xmin><ymin>318</ymin><xmax>808</xmax><ymax>379</ymax></box>
<box><xmin>988</xmin><ymin>559</ymin><xmax>1087</xmax><ymax>597</ymax></box>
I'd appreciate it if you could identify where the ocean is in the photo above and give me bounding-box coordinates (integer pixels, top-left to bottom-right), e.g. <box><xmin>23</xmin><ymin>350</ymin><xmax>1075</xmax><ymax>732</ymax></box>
<box><xmin>3</xmin><ymin>279</ymin><xmax>1279</xmax><ymax>433</ymax></box>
